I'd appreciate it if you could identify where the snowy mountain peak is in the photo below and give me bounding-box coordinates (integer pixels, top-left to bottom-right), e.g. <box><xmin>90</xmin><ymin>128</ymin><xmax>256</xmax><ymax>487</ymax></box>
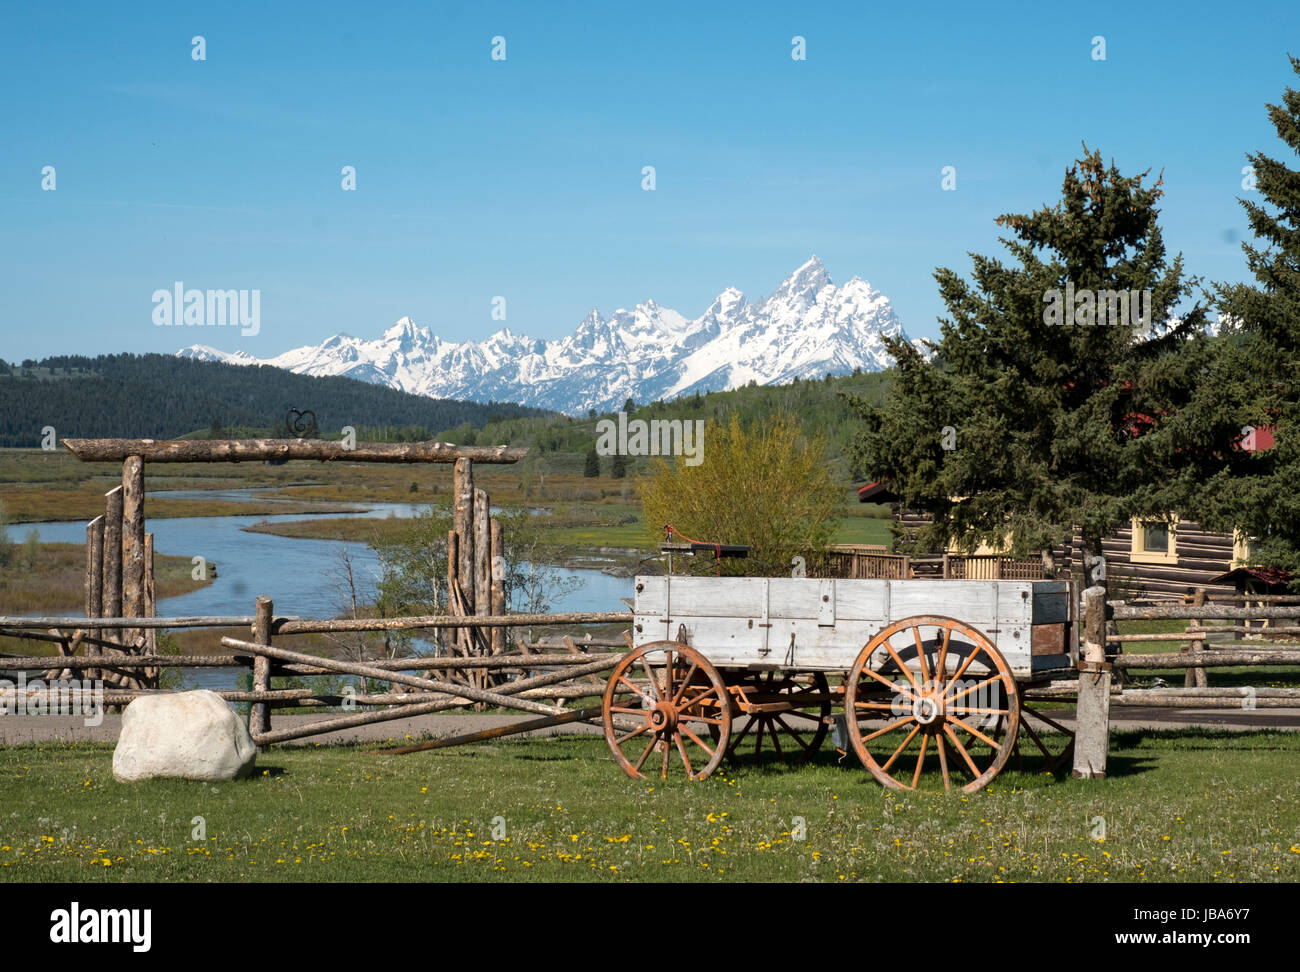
<box><xmin>383</xmin><ymin>317</ymin><xmax>427</xmax><ymax>345</ymax></box>
<box><xmin>176</xmin><ymin>259</ymin><xmax>911</xmax><ymax>415</ymax></box>
<box><xmin>761</xmin><ymin>255</ymin><xmax>832</xmax><ymax>316</ymax></box>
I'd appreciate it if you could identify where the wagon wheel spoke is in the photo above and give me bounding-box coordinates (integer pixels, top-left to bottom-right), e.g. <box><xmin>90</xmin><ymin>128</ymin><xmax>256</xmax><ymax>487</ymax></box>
<box><xmin>859</xmin><ymin>663</ymin><xmax>917</xmax><ymax>701</ymax></box>
<box><xmin>881</xmin><ymin>635</ymin><xmax>920</xmax><ymax>694</ymax></box>
<box><xmin>913</xmin><ymin>625</ymin><xmax>931</xmax><ymax>684</ymax></box>
<box><xmin>727</xmin><ymin>714</ymin><xmax>757</xmax><ymax>752</ymax></box>
<box><xmin>911</xmin><ymin>733</ymin><xmax>929</xmax><ymax>789</ymax></box>
<box><xmin>671</xmin><ymin>662</ymin><xmax>699</xmax><ymax>706</ymax></box>
<box><xmin>935</xmin><ymin>624</ymin><xmax>952</xmax><ymax>680</ymax></box>
<box><xmin>946</xmin><ymin>673</ymin><xmax>1002</xmax><ymax>705</ymax></box>
<box><xmin>943</xmin><ymin>725</ymin><xmax>982</xmax><ymax>779</ymax></box>
<box><xmin>776</xmin><ymin>707</ymin><xmax>825</xmax><ymax>722</ymax></box>
<box><xmin>773</xmin><ymin>715</ymin><xmax>813</xmax><ymax>752</ymax></box>
<box><xmin>615</xmin><ymin>723</ymin><xmax>649</xmax><ymax>745</ymax></box>
<box><xmin>1022</xmin><ymin>704</ymin><xmax>1073</xmax><ymax>735</ymax></box>
<box><xmin>768</xmin><ymin>720</ymin><xmax>784</xmax><ymax>759</ymax></box>
<box><xmin>638</xmin><ymin>656</ymin><xmax>661</xmax><ymax>700</ymax></box>
<box><xmin>633</xmin><ymin>737</ymin><xmax>657</xmax><ymax>773</ymax></box>
<box><xmin>1019</xmin><ymin>701</ymin><xmax>1075</xmax><ymax>771</ymax></box>
<box><xmin>674</xmin><ymin>732</ymin><xmax>695</xmax><ymax>778</ymax></box>
<box><xmin>677</xmin><ymin>685</ymin><xmax>717</xmax><ymax>713</ymax></box>
<box><xmin>1019</xmin><ymin>714</ymin><xmax>1053</xmax><ymax>759</ymax></box>
<box><xmin>679</xmin><ymin>723</ymin><xmax>715</xmax><ymax>758</ymax></box>
<box><xmin>860</xmin><ymin>715</ymin><xmax>913</xmax><ymax>742</ymax></box>
<box><xmin>616</xmin><ymin>675</ymin><xmax>649</xmax><ymax>699</ymax></box>
<box><xmin>880</xmin><ymin>723</ymin><xmax>922</xmax><ymax>773</ymax></box>
<box><xmin>948</xmin><ymin>715</ymin><xmax>999</xmax><ymax>750</ymax></box>
<box><xmin>936</xmin><ymin>732</ymin><xmax>951</xmax><ymax>792</ymax></box>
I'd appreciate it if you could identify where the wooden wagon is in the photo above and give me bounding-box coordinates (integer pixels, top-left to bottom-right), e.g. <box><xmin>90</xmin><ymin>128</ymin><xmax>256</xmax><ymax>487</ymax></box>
<box><xmin>600</xmin><ymin>576</ymin><xmax>1079</xmax><ymax>792</ymax></box>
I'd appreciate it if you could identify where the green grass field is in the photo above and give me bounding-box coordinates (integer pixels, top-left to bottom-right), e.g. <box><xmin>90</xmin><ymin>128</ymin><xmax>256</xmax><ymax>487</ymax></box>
<box><xmin>2</xmin><ymin>731</ymin><xmax>1298</xmax><ymax>883</ymax></box>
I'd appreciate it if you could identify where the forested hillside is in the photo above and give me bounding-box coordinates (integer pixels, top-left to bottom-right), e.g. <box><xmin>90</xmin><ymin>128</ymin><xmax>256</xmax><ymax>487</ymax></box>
<box><xmin>466</xmin><ymin>369</ymin><xmax>895</xmax><ymax>479</ymax></box>
<box><xmin>0</xmin><ymin>354</ymin><xmax>553</xmax><ymax>446</ymax></box>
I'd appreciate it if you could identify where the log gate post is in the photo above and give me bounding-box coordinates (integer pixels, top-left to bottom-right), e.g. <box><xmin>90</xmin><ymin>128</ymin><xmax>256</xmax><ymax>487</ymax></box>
<box><xmin>84</xmin><ymin>516</ymin><xmax>104</xmax><ymax>683</ymax></box>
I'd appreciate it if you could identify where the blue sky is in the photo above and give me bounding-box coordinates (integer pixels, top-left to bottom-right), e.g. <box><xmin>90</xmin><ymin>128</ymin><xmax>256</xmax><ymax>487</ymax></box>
<box><xmin>2</xmin><ymin>1</ymin><xmax>1297</xmax><ymax>362</ymax></box>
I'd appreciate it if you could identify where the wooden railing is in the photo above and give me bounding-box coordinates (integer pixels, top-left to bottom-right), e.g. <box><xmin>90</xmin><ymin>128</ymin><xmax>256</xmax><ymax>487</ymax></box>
<box><xmin>1066</xmin><ymin>587</ymin><xmax>1300</xmax><ymax>779</ymax></box>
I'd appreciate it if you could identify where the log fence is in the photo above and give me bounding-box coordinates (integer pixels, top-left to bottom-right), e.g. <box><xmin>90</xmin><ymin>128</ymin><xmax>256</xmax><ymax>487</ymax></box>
<box><xmin>1068</xmin><ymin>587</ymin><xmax>1300</xmax><ymax>779</ymax></box>
<box><xmin>0</xmin><ymin>601</ymin><xmax>634</xmax><ymax>747</ymax></box>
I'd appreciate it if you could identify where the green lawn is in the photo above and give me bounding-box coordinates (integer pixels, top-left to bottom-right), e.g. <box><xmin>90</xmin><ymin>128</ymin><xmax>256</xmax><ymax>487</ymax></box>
<box><xmin>2</xmin><ymin>731</ymin><xmax>1298</xmax><ymax>883</ymax></box>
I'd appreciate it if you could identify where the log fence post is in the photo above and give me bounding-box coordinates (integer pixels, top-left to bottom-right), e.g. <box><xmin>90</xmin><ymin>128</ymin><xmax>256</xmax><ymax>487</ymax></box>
<box><xmin>249</xmin><ymin>596</ymin><xmax>273</xmax><ymax>739</ymax></box>
<box><xmin>1072</xmin><ymin>585</ymin><xmax>1111</xmax><ymax>779</ymax></box>
<box><xmin>1184</xmin><ymin>588</ymin><xmax>1208</xmax><ymax>689</ymax></box>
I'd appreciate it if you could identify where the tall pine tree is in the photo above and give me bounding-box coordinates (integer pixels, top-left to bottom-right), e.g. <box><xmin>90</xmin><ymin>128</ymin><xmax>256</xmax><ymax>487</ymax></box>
<box><xmin>848</xmin><ymin>147</ymin><xmax>1210</xmax><ymax>582</ymax></box>
<box><xmin>1193</xmin><ymin>56</ymin><xmax>1300</xmax><ymax>578</ymax></box>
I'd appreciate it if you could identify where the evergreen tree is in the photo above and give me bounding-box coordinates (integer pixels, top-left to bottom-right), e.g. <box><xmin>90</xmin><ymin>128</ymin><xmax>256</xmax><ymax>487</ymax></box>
<box><xmin>583</xmin><ymin>447</ymin><xmax>601</xmax><ymax>478</ymax></box>
<box><xmin>1195</xmin><ymin>56</ymin><xmax>1300</xmax><ymax>578</ymax></box>
<box><xmin>848</xmin><ymin>147</ymin><xmax>1210</xmax><ymax>582</ymax></box>
<box><xmin>610</xmin><ymin>453</ymin><xmax>628</xmax><ymax>478</ymax></box>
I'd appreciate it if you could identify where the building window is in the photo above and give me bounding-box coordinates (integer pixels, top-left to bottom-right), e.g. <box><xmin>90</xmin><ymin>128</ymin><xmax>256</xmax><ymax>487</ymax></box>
<box><xmin>1131</xmin><ymin>517</ymin><xmax>1178</xmax><ymax>565</ymax></box>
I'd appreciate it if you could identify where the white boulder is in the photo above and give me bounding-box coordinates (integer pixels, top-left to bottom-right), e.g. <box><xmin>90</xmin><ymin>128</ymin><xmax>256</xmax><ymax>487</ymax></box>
<box><xmin>113</xmin><ymin>690</ymin><xmax>257</xmax><ymax>782</ymax></box>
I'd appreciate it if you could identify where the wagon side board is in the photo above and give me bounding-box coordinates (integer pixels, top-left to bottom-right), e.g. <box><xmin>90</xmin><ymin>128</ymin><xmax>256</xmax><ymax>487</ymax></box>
<box><xmin>633</xmin><ymin>576</ymin><xmax>1077</xmax><ymax>680</ymax></box>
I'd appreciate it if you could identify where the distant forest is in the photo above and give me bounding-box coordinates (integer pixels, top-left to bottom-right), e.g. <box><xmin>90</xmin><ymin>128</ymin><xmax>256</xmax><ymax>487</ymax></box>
<box><xmin>460</xmin><ymin>369</ymin><xmax>895</xmax><ymax>480</ymax></box>
<box><xmin>0</xmin><ymin>354</ymin><xmax>554</xmax><ymax>446</ymax></box>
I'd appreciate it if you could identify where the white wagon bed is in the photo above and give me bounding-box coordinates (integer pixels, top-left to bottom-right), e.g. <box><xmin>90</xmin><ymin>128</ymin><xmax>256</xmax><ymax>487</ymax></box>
<box><xmin>632</xmin><ymin>576</ymin><xmax>1078</xmax><ymax>681</ymax></box>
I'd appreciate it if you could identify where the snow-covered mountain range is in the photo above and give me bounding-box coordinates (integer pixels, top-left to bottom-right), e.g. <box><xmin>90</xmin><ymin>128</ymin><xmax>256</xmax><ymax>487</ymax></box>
<box><xmin>177</xmin><ymin>257</ymin><xmax>914</xmax><ymax>415</ymax></box>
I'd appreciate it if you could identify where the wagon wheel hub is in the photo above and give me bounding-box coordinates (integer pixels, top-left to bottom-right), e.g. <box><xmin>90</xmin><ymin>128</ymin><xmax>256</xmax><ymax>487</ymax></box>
<box><xmin>911</xmin><ymin>693</ymin><xmax>943</xmax><ymax>726</ymax></box>
<box><xmin>648</xmin><ymin>701</ymin><xmax>678</xmax><ymax>734</ymax></box>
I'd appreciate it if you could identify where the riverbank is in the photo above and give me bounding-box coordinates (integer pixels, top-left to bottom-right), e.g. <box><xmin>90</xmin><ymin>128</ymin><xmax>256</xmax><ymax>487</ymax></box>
<box><xmin>0</xmin><ymin>543</ymin><xmax>212</xmax><ymax>616</ymax></box>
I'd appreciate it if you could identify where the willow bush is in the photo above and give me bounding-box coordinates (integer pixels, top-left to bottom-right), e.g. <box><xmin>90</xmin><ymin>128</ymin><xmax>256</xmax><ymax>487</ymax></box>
<box><xmin>638</xmin><ymin>414</ymin><xmax>841</xmax><ymax>574</ymax></box>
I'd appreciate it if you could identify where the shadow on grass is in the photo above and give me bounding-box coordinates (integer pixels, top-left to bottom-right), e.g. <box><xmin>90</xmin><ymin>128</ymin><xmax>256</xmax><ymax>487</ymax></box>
<box><xmin>1090</xmin><ymin>753</ymin><xmax>1159</xmax><ymax>779</ymax></box>
<box><xmin>1110</xmin><ymin>727</ymin><xmax>1299</xmax><ymax>751</ymax></box>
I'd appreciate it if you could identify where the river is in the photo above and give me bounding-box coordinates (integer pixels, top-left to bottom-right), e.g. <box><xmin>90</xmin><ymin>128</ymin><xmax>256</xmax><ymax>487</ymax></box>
<box><xmin>5</xmin><ymin>489</ymin><xmax>635</xmax><ymax>690</ymax></box>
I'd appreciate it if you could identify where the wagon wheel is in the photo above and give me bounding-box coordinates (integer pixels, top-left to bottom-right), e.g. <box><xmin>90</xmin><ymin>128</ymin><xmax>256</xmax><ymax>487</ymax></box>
<box><xmin>602</xmin><ymin>641</ymin><xmax>730</xmax><ymax>781</ymax></box>
<box><xmin>844</xmin><ymin>615</ymin><xmax>1019</xmax><ymax>794</ymax></box>
<box><xmin>709</xmin><ymin>671</ymin><xmax>830</xmax><ymax>765</ymax></box>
